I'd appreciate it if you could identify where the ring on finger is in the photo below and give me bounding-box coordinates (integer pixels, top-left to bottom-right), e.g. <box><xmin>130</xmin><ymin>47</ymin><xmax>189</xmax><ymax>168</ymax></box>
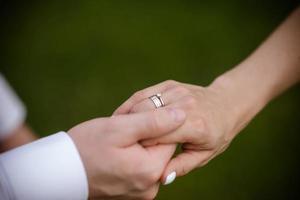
<box><xmin>149</xmin><ymin>93</ymin><xmax>165</xmax><ymax>108</ymax></box>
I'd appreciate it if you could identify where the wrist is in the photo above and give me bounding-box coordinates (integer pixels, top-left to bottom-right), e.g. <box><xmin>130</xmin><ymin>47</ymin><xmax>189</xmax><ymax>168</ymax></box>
<box><xmin>67</xmin><ymin>129</ymin><xmax>94</xmax><ymax>197</ymax></box>
<box><xmin>208</xmin><ymin>70</ymin><xmax>268</xmax><ymax>136</ymax></box>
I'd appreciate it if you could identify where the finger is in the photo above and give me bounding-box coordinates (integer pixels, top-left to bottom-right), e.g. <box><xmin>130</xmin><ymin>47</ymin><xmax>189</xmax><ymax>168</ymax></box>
<box><xmin>140</xmin><ymin>129</ymin><xmax>183</xmax><ymax>147</ymax></box>
<box><xmin>113</xmin><ymin>80</ymin><xmax>177</xmax><ymax>115</ymax></box>
<box><xmin>143</xmin><ymin>144</ymin><xmax>176</xmax><ymax>194</ymax></box>
<box><xmin>161</xmin><ymin>151</ymin><xmax>211</xmax><ymax>185</ymax></box>
<box><xmin>130</xmin><ymin>86</ymin><xmax>188</xmax><ymax>114</ymax></box>
<box><xmin>110</xmin><ymin>107</ymin><xmax>186</xmax><ymax>146</ymax></box>
<box><xmin>146</xmin><ymin>144</ymin><xmax>177</xmax><ymax>165</ymax></box>
<box><xmin>129</xmin><ymin>98</ymin><xmax>156</xmax><ymax>113</ymax></box>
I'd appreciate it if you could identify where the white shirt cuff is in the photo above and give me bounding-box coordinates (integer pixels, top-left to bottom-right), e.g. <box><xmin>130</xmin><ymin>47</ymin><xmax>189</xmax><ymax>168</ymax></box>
<box><xmin>0</xmin><ymin>132</ymin><xmax>88</xmax><ymax>200</ymax></box>
<box><xmin>0</xmin><ymin>74</ymin><xmax>26</xmax><ymax>139</ymax></box>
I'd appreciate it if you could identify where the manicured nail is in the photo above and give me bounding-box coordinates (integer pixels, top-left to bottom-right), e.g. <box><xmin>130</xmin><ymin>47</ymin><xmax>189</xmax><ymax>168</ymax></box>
<box><xmin>169</xmin><ymin>108</ymin><xmax>186</xmax><ymax>122</ymax></box>
<box><xmin>163</xmin><ymin>171</ymin><xmax>176</xmax><ymax>185</ymax></box>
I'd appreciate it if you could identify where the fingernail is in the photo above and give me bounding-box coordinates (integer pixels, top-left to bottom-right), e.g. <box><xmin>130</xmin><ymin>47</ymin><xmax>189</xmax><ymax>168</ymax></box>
<box><xmin>169</xmin><ymin>108</ymin><xmax>186</xmax><ymax>122</ymax></box>
<box><xmin>163</xmin><ymin>171</ymin><xmax>176</xmax><ymax>185</ymax></box>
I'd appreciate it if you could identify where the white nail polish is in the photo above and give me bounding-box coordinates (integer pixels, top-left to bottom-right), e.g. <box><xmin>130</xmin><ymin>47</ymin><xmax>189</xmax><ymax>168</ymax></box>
<box><xmin>164</xmin><ymin>171</ymin><xmax>176</xmax><ymax>185</ymax></box>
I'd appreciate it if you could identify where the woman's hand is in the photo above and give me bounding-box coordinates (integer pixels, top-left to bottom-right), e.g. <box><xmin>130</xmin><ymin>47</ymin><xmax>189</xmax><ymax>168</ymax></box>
<box><xmin>114</xmin><ymin>8</ymin><xmax>300</xmax><ymax>185</ymax></box>
<box><xmin>114</xmin><ymin>79</ymin><xmax>258</xmax><ymax>184</ymax></box>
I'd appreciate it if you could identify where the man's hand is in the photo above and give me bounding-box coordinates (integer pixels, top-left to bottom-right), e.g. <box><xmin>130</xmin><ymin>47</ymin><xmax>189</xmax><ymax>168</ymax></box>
<box><xmin>68</xmin><ymin>107</ymin><xmax>185</xmax><ymax>200</ymax></box>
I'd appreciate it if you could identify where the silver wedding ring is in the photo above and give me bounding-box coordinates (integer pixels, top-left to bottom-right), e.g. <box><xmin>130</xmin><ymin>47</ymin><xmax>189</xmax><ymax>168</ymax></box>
<box><xmin>149</xmin><ymin>93</ymin><xmax>165</xmax><ymax>108</ymax></box>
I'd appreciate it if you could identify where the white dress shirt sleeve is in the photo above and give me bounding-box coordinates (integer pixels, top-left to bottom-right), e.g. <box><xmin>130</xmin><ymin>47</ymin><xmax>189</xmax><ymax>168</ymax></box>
<box><xmin>0</xmin><ymin>131</ymin><xmax>89</xmax><ymax>200</ymax></box>
<box><xmin>0</xmin><ymin>74</ymin><xmax>26</xmax><ymax>139</ymax></box>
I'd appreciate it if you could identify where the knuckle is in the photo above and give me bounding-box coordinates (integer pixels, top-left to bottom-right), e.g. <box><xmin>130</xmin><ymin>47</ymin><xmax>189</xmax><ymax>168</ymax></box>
<box><xmin>190</xmin><ymin>117</ymin><xmax>209</xmax><ymax>141</ymax></box>
<box><xmin>184</xmin><ymin>95</ymin><xmax>197</xmax><ymax>107</ymax></box>
<box><xmin>130</xmin><ymin>105</ymin><xmax>139</xmax><ymax>113</ymax></box>
<box><xmin>179</xmin><ymin>165</ymin><xmax>190</xmax><ymax>176</ymax></box>
<box><xmin>174</xmin><ymin>85</ymin><xmax>190</xmax><ymax>95</ymax></box>
<box><xmin>133</xmin><ymin>90</ymin><xmax>146</xmax><ymax>100</ymax></box>
<box><xmin>164</xmin><ymin>79</ymin><xmax>178</xmax><ymax>86</ymax></box>
<box><xmin>194</xmin><ymin>118</ymin><xmax>206</xmax><ymax>134</ymax></box>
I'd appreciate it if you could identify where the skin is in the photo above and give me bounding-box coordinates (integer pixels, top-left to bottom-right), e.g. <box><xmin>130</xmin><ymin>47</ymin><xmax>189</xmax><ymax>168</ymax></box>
<box><xmin>68</xmin><ymin>107</ymin><xmax>186</xmax><ymax>200</ymax></box>
<box><xmin>1</xmin><ymin>102</ymin><xmax>185</xmax><ymax>200</ymax></box>
<box><xmin>114</xmin><ymin>7</ymin><xmax>300</xmax><ymax>183</ymax></box>
<box><xmin>0</xmin><ymin>124</ymin><xmax>37</xmax><ymax>152</ymax></box>
<box><xmin>1</xmin><ymin>5</ymin><xmax>299</xmax><ymax>199</ymax></box>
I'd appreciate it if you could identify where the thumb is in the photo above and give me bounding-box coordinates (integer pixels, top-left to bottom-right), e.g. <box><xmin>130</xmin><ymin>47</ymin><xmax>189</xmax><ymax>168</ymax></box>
<box><xmin>112</xmin><ymin>108</ymin><xmax>186</xmax><ymax>146</ymax></box>
<box><xmin>161</xmin><ymin>151</ymin><xmax>209</xmax><ymax>185</ymax></box>
<box><xmin>139</xmin><ymin>129</ymin><xmax>182</xmax><ymax>147</ymax></box>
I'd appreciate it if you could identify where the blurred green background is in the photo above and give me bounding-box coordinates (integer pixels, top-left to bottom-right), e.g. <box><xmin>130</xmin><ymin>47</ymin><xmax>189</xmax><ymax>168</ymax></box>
<box><xmin>1</xmin><ymin>0</ymin><xmax>300</xmax><ymax>199</ymax></box>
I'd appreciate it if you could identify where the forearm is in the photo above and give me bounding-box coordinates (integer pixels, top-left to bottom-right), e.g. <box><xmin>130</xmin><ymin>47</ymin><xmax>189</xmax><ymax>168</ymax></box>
<box><xmin>210</xmin><ymin>7</ymin><xmax>300</xmax><ymax>132</ymax></box>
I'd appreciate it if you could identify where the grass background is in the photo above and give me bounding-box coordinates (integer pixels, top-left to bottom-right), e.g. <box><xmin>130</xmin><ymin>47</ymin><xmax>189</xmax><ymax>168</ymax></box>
<box><xmin>1</xmin><ymin>0</ymin><xmax>300</xmax><ymax>199</ymax></box>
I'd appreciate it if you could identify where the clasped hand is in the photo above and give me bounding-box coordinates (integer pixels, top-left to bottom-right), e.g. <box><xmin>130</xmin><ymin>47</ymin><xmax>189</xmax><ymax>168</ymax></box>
<box><xmin>114</xmin><ymin>80</ymin><xmax>243</xmax><ymax>184</ymax></box>
<box><xmin>68</xmin><ymin>80</ymin><xmax>244</xmax><ymax>200</ymax></box>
